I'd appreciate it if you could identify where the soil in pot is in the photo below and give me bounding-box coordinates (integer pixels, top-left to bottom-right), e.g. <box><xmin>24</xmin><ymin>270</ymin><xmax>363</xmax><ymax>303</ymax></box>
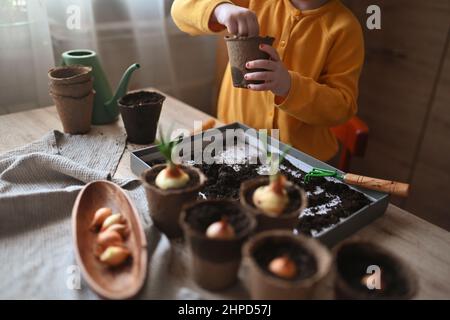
<box><xmin>142</xmin><ymin>164</ymin><xmax>205</xmax><ymax>239</ymax></box>
<box><xmin>119</xmin><ymin>91</ymin><xmax>164</xmax><ymax>144</ymax></box>
<box><xmin>145</xmin><ymin>159</ymin><xmax>371</xmax><ymax>236</ymax></box>
<box><xmin>335</xmin><ymin>242</ymin><xmax>417</xmax><ymax>299</ymax></box>
<box><xmin>181</xmin><ymin>200</ymin><xmax>256</xmax><ymax>291</ymax></box>
<box><xmin>243</xmin><ymin>230</ymin><xmax>331</xmax><ymax>299</ymax></box>
<box><xmin>253</xmin><ymin>237</ymin><xmax>317</xmax><ymax>281</ymax></box>
<box><xmin>184</xmin><ymin>201</ymin><xmax>253</xmax><ymax>237</ymax></box>
<box><xmin>225</xmin><ymin>35</ymin><xmax>275</xmax><ymax>88</ymax></box>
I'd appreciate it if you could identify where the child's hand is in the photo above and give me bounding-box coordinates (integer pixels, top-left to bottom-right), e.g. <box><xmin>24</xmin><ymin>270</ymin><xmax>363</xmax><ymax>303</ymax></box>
<box><xmin>212</xmin><ymin>3</ymin><xmax>259</xmax><ymax>37</ymax></box>
<box><xmin>245</xmin><ymin>44</ymin><xmax>291</xmax><ymax>97</ymax></box>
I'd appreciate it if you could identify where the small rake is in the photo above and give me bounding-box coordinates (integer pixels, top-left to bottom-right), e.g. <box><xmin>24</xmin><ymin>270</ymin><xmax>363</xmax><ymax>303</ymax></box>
<box><xmin>304</xmin><ymin>168</ymin><xmax>410</xmax><ymax>197</ymax></box>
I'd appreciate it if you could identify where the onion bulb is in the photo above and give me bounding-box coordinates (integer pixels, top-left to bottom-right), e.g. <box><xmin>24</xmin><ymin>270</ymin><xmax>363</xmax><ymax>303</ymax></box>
<box><xmin>253</xmin><ymin>175</ymin><xmax>289</xmax><ymax>216</ymax></box>
<box><xmin>268</xmin><ymin>255</ymin><xmax>297</xmax><ymax>279</ymax></box>
<box><xmin>206</xmin><ymin>218</ymin><xmax>235</xmax><ymax>239</ymax></box>
<box><xmin>99</xmin><ymin>246</ymin><xmax>130</xmax><ymax>267</ymax></box>
<box><xmin>90</xmin><ymin>207</ymin><xmax>112</xmax><ymax>231</ymax></box>
<box><xmin>155</xmin><ymin>165</ymin><xmax>189</xmax><ymax>190</ymax></box>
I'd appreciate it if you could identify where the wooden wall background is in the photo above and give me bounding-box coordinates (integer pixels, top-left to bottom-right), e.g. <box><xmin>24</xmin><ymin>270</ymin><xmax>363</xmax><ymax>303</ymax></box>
<box><xmin>341</xmin><ymin>0</ymin><xmax>450</xmax><ymax>230</ymax></box>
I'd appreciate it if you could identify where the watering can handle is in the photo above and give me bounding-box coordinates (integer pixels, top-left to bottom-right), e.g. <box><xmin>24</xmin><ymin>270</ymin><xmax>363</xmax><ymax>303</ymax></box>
<box><xmin>343</xmin><ymin>173</ymin><xmax>410</xmax><ymax>197</ymax></box>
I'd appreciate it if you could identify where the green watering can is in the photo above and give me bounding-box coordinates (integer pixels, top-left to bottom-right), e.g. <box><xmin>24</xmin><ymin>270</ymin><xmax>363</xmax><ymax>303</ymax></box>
<box><xmin>62</xmin><ymin>49</ymin><xmax>140</xmax><ymax>125</ymax></box>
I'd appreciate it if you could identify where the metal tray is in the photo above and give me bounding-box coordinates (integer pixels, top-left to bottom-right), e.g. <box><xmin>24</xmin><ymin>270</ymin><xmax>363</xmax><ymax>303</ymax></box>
<box><xmin>130</xmin><ymin>122</ymin><xmax>389</xmax><ymax>247</ymax></box>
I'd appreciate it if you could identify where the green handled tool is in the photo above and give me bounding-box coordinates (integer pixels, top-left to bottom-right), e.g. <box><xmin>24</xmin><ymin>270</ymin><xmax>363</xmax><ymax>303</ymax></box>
<box><xmin>304</xmin><ymin>168</ymin><xmax>409</xmax><ymax>197</ymax></box>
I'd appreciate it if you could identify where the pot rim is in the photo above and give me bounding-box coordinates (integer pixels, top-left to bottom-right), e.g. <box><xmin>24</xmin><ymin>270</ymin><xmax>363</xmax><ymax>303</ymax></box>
<box><xmin>243</xmin><ymin>230</ymin><xmax>332</xmax><ymax>289</ymax></box>
<box><xmin>334</xmin><ymin>239</ymin><xmax>418</xmax><ymax>299</ymax></box>
<box><xmin>141</xmin><ymin>164</ymin><xmax>206</xmax><ymax>196</ymax></box>
<box><xmin>49</xmin><ymin>78</ymin><xmax>93</xmax><ymax>88</ymax></box>
<box><xmin>239</xmin><ymin>176</ymin><xmax>308</xmax><ymax>219</ymax></box>
<box><xmin>48</xmin><ymin>65</ymin><xmax>93</xmax><ymax>81</ymax></box>
<box><xmin>118</xmin><ymin>90</ymin><xmax>166</xmax><ymax>108</ymax></box>
<box><xmin>224</xmin><ymin>35</ymin><xmax>275</xmax><ymax>42</ymax></box>
<box><xmin>179</xmin><ymin>199</ymin><xmax>257</xmax><ymax>243</ymax></box>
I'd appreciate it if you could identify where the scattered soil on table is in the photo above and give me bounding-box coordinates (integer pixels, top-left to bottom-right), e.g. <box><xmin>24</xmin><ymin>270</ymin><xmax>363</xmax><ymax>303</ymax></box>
<box><xmin>146</xmin><ymin>159</ymin><xmax>371</xmax><ymax>236</ymax></box>
<box><xmin>184</xmin><ymin>202</ymin><xmax>252</xmax><ymax>237</ymax></box>
<box><xmin>252</xmin><ymin>237</ymin><xmax>317</xmax><ymax>281</ymax></box>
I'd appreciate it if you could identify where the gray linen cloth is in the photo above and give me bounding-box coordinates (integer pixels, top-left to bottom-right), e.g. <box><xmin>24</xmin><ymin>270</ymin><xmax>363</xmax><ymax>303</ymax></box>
<box><xmin>0</xmin><ymin>130</ymin><xmax>247</xmax><ymax>299</ymax></box>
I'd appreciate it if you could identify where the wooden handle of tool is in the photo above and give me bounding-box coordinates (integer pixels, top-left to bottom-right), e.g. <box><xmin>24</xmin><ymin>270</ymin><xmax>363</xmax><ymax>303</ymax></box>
<box><xmin>191</xmin><ymin>119</ymin><xmax>216</xmax><ymax>135</ymax></box>
<box><xmin>343</xmin><ymin>173</ymin><xmax>410</xmax><ymax>197</ymax></box>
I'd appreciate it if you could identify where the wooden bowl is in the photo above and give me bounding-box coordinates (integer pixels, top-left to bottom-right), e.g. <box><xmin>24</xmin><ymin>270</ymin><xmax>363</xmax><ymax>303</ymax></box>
<box><xmin>72</xmin><ymin>180</ymin><xmax>147</xmax><ymax>299</ymax></box>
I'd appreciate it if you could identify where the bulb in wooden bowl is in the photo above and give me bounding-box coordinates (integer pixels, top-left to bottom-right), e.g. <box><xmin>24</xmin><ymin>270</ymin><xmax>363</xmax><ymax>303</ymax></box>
<box><xmin>101</xmin><ymin>213</ymin><xmax>126</xmax><ymax>231</ymax></box>
<box><xmin>103</xmin><ymin>223</ymin><xmax>130</xmax><ymax>239</ymax></box>
<box><xmin>90</xmin><ymin>207</ymin><xmax>112</xmax><ymax>231</ymax></box>
<box><xmin>99</xmin><ymin>246</ymin><xmax>131</xmax><ymax>267</ymax></box>
<box><xmin>97</xmin><ymin>230</ymin><xmax>123</xmax><ymax>247</ymax></box>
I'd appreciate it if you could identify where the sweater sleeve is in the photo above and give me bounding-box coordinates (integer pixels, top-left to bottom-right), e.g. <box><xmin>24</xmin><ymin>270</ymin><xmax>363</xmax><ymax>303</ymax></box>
<box><xmin>171</xmin><ymin>0</ymin><xmax>232</xmax><ymax>35</ymax></box>
<box><xmin>275</xmin><ymin>20</ymin><xmax>365</xmax><ymax>127</ymax></box>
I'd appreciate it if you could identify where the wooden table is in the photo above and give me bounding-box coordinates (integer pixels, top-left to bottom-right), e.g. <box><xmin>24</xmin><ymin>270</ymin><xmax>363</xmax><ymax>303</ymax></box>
<box><xmin>0</xmin><ymin>90</ymin><xmax>449</xmax><ymax>299</ymax></box>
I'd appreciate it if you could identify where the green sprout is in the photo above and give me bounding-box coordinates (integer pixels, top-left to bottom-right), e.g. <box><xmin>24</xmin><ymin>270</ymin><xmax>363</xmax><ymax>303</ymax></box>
<box><xmin>156</xmin><ymin>125</ymin><xmax>183</xmax><ymax>168</ymax></box>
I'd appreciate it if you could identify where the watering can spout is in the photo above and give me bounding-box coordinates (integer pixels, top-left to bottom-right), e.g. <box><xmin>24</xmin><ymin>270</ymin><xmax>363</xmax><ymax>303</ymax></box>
<box><xmin>105</xmin><ymin>63</ymin><xmax>140</xmax><ymax>108</ymax></box>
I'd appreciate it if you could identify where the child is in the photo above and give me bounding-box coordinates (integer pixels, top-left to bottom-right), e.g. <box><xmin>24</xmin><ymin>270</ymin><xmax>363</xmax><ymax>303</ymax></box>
<box><xmin>171</xmin><ymin>0</ymin><xmax>364</xmax><ymax>161</ymax></box>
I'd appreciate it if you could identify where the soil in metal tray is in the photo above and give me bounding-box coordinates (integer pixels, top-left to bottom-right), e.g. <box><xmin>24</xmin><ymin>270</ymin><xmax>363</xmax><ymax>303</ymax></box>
<box><xmin>146</xmin><ymin>159</ymin><xmax>371</xmax><ymax>236</ymax></box>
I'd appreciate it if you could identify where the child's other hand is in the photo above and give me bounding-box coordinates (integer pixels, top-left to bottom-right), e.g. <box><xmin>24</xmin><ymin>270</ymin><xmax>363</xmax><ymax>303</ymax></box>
<box><xmin>212</xmin><ymin>3</ymin><xmax>259</xmax><ymax>37</ymax></box>
<box><xmin>245</xmin><ymin>44</ymin><xmax>291</xmax><ymax>97</ymax></box>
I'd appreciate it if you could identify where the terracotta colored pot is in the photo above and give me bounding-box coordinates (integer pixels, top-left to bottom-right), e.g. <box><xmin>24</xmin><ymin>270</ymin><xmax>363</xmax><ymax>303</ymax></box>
<box><xmin>49</xmin><ymin>78</ymin><xmax>94</xmax><ymax>98</ymax></box>
<box><xmin>334</xmin><ymin>240</ymin><xmax>418</xmax><ymax>300</ymax></box>
<box><xmin>141</xmin><ymin>164</ymin><xmax>206</xmax><ymax>239</ymax></box>
<box><xmin>240</xmin><ymin>177</ymin><xmax>307</xmax><ymax>232</ymax></box>
<box><xmin>118</xmin><ymin>91</ymin><xmax>165</xmax><ymax>144</ymax></box>
<box><xmin>180</xmin><ymin>200</ymin><xmax>256</xmax><ymax>291</ymax></box>
<box><xmin>50</xmin><ymin>90</ymin><xmax>94</xmax><ymax>134</ymax></box>
<box><xmin>224</xmin><ymin>35</ymin><xmax>275</xmax><ymax>88</ymax></box>
<box><xmin>48</xmin><ymin>65</ymin><xmax>93</xmax><ymax>85</ymax></box>
<box><xmin>243</xmin><ymin>230</ymin><xmax>332</xmax><ymax>300</ymax></box>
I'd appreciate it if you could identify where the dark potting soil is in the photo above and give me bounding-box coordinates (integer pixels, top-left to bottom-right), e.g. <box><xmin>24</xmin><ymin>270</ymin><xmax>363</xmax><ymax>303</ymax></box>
<box><xmin>253</xmin><ymin>238</ymin><xmax>317</xmax><ymax>281</ymax></box>
<box><xmin>146</xmin><ymin>159</ymin><xmax>371</xmax><ymax>236</ymax></box>
<box><xmin>120</xmin><ymin>91</ymin><xmax>163</xmax><ymax>107</ymax></box>
<box><xmin>243</xmin><ymin>182</ymin><xmax>302</xmax><ymax>216</ymax></box>
<box><xmin>184</xmin><ymin>201</ymin><xmax>252</xmax><ymax>237</ymax></box>
<box><xmin>144</xmin><ymin>164</ymin><xmax>200</xmax><ymax>190</ymax></box>
<box><xmin>337</xmin><ymin>246</ymin><xmax>411</xmax><ymax>298</ymax></box>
